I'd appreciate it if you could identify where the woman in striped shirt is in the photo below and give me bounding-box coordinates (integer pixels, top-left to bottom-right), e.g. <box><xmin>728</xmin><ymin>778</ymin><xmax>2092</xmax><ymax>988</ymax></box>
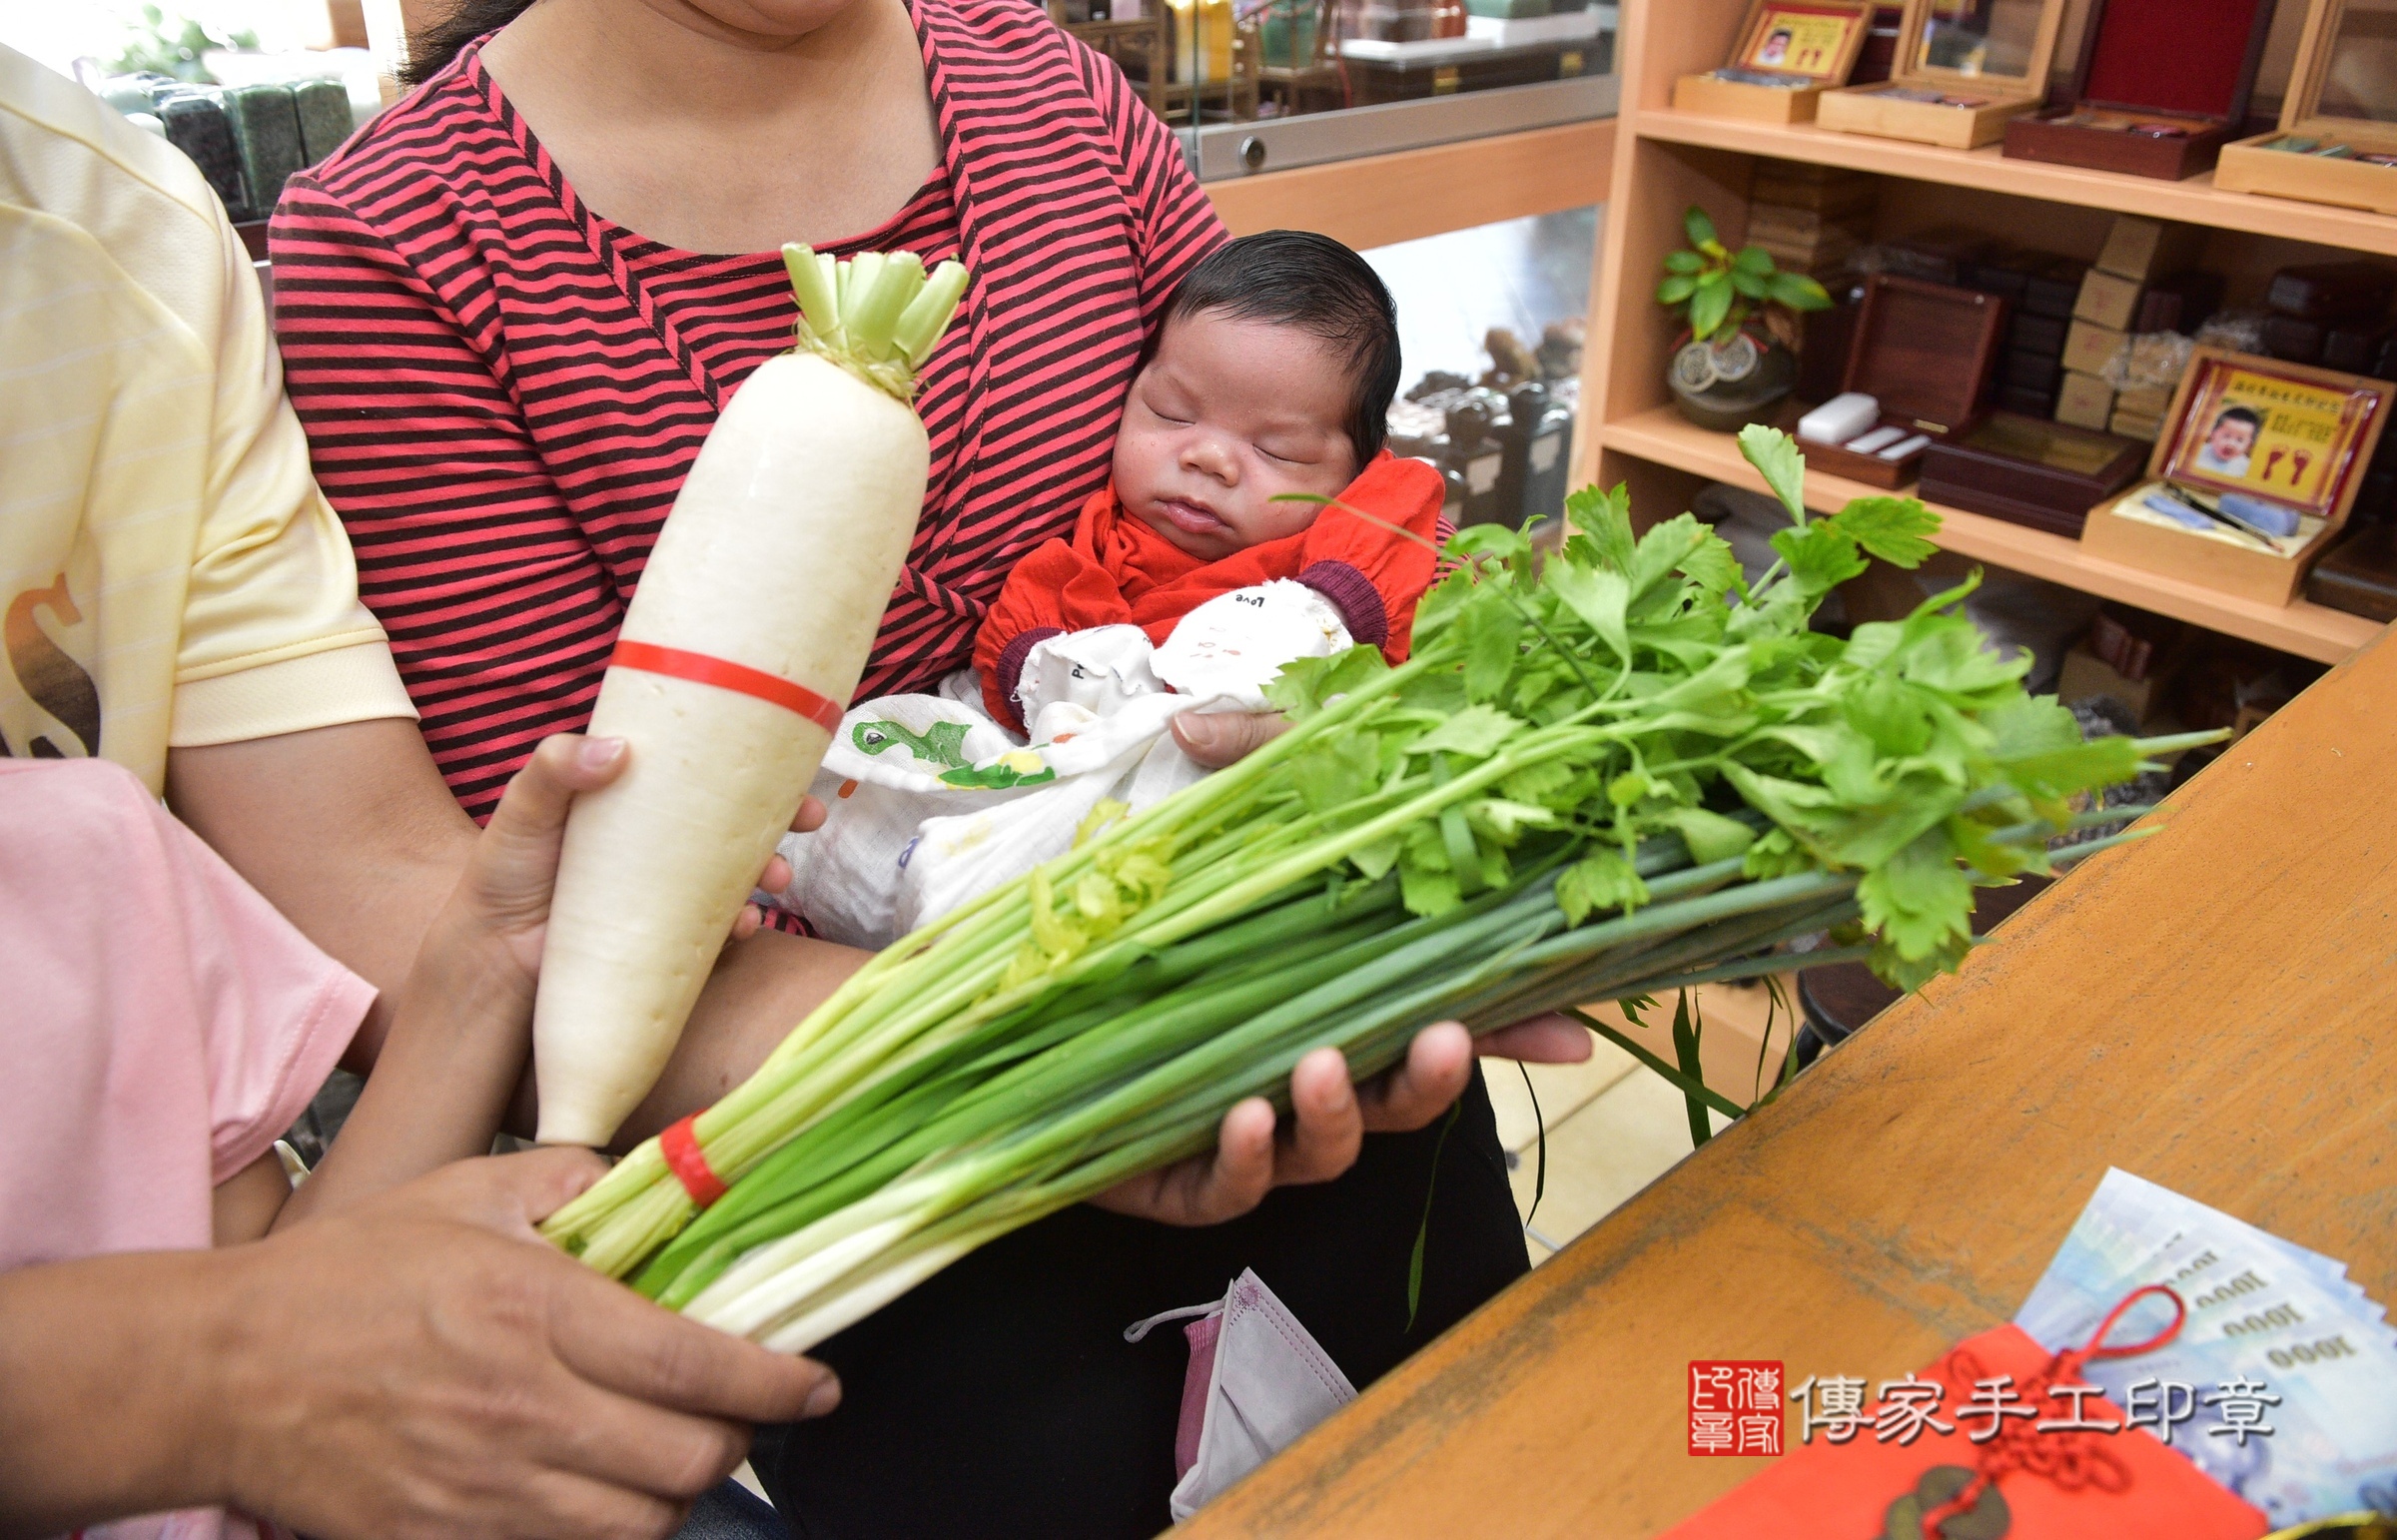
<box><xmin>272</xmin><ymin>0</ymin><xmax>1570</xmax><ymax>1530</ymax></box>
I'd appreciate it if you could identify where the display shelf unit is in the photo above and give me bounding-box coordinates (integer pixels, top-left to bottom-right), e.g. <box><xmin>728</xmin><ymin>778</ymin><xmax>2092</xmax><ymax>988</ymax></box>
<box><xmin>1636</xmin><ymin>111</ymin><xmax>2397</xmax><ymax>259</ymax></box>
<box><xmin>1604</xmin><ymin>405</ymin><xmax>2380</xmax><ymax>662</ymax></box>
<box><xmin>1575</xmin><ymin>0</ymin><xmax>2397</xmax><ymax>662</ymax></box>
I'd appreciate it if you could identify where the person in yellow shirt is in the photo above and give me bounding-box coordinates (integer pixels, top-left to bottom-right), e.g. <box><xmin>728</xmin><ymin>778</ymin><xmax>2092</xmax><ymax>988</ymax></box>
<box><xmin>0</xmin><ymin>50</ymin><xmax>410</xmax><ymax>775</ymax></box>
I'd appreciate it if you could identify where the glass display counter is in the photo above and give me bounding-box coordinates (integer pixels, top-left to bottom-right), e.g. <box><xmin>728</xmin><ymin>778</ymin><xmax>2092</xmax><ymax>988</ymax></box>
<box><xmin>1055</xmin><ymin>0</ymin><xmax>1616</xmax><ymax>180</ymax></box>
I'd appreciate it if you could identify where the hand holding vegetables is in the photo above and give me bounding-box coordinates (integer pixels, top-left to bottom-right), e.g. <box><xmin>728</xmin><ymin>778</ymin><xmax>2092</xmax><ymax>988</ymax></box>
<box><xmin>542</xmin><ymin>427</ymin><xmax>2217</xmax><ymax>1354</ymax></box>
<box><xmin>531</xmin><ymin>248</ymin><xmax>969</xmax><ymax>1148</ymax></box>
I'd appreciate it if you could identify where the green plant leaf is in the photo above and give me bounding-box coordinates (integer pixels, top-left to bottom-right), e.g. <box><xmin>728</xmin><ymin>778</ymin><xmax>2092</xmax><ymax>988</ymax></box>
<box><xmin>1414</xmin><ymin>703</ymin><xmax>1524</xmax><ymax>759</ymax></box>
<box><xmin>1683</xmin><ymin>206</ymin><xmax>1719</xmax><ymax>248</ymax></box>
<box><xmin>1664</xmin><ymin>249</ymin><xmax>1704</xmax><ymax>274</ymax></box>
<box><xmin>1657</xmin><ymin>273</ymin><xmax>1699</xmax><ymax>306</ymax></box>
<box><xmin>1689</xmin><ymin>276</ymin><xmax>1734</xmax><ymax>342</ymax></box>
<box><xmin>1546</xmin><ymin>563</ymin><xmax>1631</xmax><ymax>664</ymax></box>
<box><xmin>1675</xmin><ymin>528</ymin><xmax>1747</xmax><ymax>601</ymax></box>
<box><xmin>1732</xmin><ymin>244</ymin><xmax>1775</xmax><ymax>276</ymax></box>
<box><xmin>1767</xmin><ymin>271</ymin><xmax>1833</xmax><ymax>311</ymax></box>
<box><xmin>1857</xmin><ymin>825</ymin><xmax>1975</xmax><ymax>964</ymax></box>
<box><xmin>1737</xmin><ymin>424</ymin><xmax>1809</xmax><ymax>523</ymax></box>
<box><xmin>1827</xmin><ymin>495</ymin><xmax>1942</xmax><ymax>567</ymax></box>
<box><xmin>1664</xmin><ymin>806</ymin><xmax>1760</xmax><ymax>864</ymax></box>
<box><xmin>1730</xmin><ymin>267</ymin><xmax>1769</xmax><ymax>299</ymax></box>
<box><xmin>1563</xmin><ymin>482</ymin><xmax>1637</xmax><ymax>571</ymax></box>
<box><xmin>1556</xmin><ymin>847</ymin><xmax>1650</xmax><ymax>924</ymax></box>
<box><xmin>1770</xmin><ymin>522</ymin><xmax>1871</xmax><ymax>599</ymax></box>
<box><xmin>1671</xmin><ymin>992</ymin><xmax>1712</xmax><ymax>1149</ymax></box>
<box><xmin>1404</xmin><ymin>1099</ymin><xmax>1462</xmax><ymax>1330</ymax></box>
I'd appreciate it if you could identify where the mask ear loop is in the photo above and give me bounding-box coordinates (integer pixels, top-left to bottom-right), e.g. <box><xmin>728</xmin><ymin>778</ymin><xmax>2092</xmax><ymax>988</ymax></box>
<box><xmin>1124</xmin><ymin>1299</ymin><xmax>1224</xmax><ymax>1344</ymax></box>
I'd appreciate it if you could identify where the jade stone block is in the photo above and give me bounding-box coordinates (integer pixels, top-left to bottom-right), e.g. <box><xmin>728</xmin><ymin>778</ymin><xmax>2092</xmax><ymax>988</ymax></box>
<box><xmin>293</xmin><ymin>79</ymin><xmax>355</xmax><ymax>166</ymax></box>
<box><xmin>226</xmin><ymin>84</ymin><xmax>305</xmax><ymax>215</ymax></box>
<box><xmin>157</xmin><ymin>92</ymin><xmax>252</xmax><ymax>219</ymax></box>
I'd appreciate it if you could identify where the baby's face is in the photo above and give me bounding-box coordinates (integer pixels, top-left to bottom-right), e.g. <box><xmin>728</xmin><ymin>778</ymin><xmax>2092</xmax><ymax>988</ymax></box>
<box><xmin>1113</xmin><ymin>310</ymin><xmax>1362</xmax><ymax>562</ymax></box>
<box><xmin>2209</xmin><ymin>418</ymin><xmax>2256</xmax><ymax>461</ymax></box>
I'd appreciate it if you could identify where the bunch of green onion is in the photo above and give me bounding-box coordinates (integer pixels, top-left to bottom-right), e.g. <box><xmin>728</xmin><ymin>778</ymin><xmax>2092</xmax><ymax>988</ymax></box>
<box><xmin>541</xmin><ymin>428</ymin><xmax>2207</xmax><ymax>1352</ymax></box>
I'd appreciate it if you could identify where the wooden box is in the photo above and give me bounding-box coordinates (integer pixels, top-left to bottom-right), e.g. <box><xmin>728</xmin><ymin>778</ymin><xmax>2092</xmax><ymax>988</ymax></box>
<box><xmin>2095</xmin><ymin>216</ymin><xmax>2206</xmax><ymax>283</ymax></box>
<box><xmin>1816</xmin><ymin>0</ymin><xmax>2063</xmax><ymax>149</ymax></box>
<box><xmin>2306</xmin><ymin>521</ymin><xmax>2397</xmax><ymax>620</ymax></box>
<box><xmin>2217</xmin><ymin>0</ymin><xmax>2397</xmax><ymax>215</ymax></box>
<box><xmin>2057</xmin><ymin>370</ymin><xmax>2115</xmax><ymax>428</ymax></box>
<box><xmin>2062</xmin><ymin>319</ymin><xmax>2126</xmax><ymax>376</ymax></box>
<box><xmin>2073</xmin><ymin>268</ymin><xmax>2145</xmax><ymax>331</ymax></box>
<box><xmin>2081</xmin><ymin>348</ymin><xmax>2394</xmax><ymax>605</ymax></box>
<box><xmin>2000</xmin><ymin>0</ymin><xmax>2274</xmax><ymax>180</ymax></box>
<box><xmin>1795</xmin><ymin>275</ymin><xmax>2006</xmax><ymax>487</ymax></box>
<box><xmin>1920</xmin><ymin>411</ymin><xmax>2146</xmax><ymax>535</ymax></box>
<box><xmin>1674</xmin><ymin>0</ymin><xmax>1873</xmax><ymax>123</ymax></box>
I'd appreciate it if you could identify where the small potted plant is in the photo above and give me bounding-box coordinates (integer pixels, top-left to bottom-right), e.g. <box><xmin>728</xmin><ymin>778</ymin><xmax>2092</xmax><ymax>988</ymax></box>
<box><xmin>1657</xmin><ymin>206</ymin><xmax>1830</xmax><ymax>431</ymax></box>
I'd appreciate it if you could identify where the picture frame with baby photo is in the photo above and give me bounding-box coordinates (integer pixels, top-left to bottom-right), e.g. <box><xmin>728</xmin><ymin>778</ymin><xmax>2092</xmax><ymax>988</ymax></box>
<box><xmin>2082</xmin><ymin>347</ymin><xmax>2394</xmax><ymax>605</ymax></box>
<box><xmin>2161</xmin><ymin>354</ymin><xmax>2384</xmax><ymax>517</ymax></box>
<box><xmin>1672</xmin><ymin>0</ymin><xmax>1871</xmax><ymax>123</ymax></box>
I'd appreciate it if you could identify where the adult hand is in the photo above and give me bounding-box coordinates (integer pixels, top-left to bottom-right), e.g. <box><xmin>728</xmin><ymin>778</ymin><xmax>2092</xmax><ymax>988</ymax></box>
<box><xmin>1104</xmin><ymin>711</ymin><xmax>1596</xmax><ymax>1227</ymax></box>
<box><xmin>0</xmin><ymin>1149</ymin><xmax>841</xmax><ymax>1540</ymax></box>
<box><xmin>1170</xmin><ymin>708</ymin><xmax>1289</xmax><ymax>768</ymax></box>
<box><xmin>447</xmin><ymin>733</ymin><xmax>828</xmax><ymax>972</ymax></box>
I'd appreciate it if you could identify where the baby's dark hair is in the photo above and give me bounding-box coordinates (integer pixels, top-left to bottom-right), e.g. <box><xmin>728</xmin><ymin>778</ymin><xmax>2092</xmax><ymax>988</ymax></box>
<box><xmin>1161</xmin><ymin>231</ymin><xmax>1402</xmax><ymax>463</ymax></box>
<box><xmin>2213</xmin><ymin>405</ymin><xmax>2263</xmax><ymax>433</ymax></box>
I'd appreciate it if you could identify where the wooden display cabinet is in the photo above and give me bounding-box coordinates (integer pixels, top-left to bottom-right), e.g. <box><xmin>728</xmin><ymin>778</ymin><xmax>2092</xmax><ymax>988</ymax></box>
<box><xmin>2216</xmin><ymin>0</ymin><xmax>2397</xmax><ymax>216</ymax></box>
<box><xmin>1582</xmin><ymin>0</ymin><xmax>2395</xmax><ymax>665</ymax></box>
<box><xmin>1671</xmin><ymin>0</ymin><xmax>1872</xmax><ymax>124</ymax></box>
<box><xmin>1814</xmin><ymin>0</ymin><xmax>2063</xmax><ymax>149</ymax></box>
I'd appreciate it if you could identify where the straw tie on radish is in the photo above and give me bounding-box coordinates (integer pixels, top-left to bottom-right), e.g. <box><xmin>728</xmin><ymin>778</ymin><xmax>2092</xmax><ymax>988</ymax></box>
<box><xmin>531</xmin><ymin>247</ymin><xmax>970</xmax><ymax>1148</ymax></box>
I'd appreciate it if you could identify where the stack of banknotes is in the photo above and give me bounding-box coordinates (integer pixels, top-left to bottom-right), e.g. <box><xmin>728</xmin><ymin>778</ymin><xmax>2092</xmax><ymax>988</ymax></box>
<box><xmin>2015</xmin><ymin>1168</ymin><xmax>2397</xmax><ymax>1528</ymax></box>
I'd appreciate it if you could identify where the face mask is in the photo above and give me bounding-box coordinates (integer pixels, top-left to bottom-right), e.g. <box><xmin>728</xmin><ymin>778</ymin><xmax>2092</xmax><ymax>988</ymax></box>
<box><xmin>1125</xmin><ymin>1268</ymin><xmax>1357</xmax><ymax>1522</ymax></box>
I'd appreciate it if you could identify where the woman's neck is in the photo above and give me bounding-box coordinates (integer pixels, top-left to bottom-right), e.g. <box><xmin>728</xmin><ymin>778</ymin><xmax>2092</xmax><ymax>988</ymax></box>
<box><xmin>480</xmin><ymin>0</ymin><xmax>943</xmax><ymax>255</ymax></box>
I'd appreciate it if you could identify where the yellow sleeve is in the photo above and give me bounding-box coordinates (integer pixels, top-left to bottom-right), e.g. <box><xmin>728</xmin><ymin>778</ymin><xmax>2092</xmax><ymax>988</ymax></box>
<box><xmin>168</xmin><ymin>206</ymin><xmax>417</xmax><ymax>747</ymax></box>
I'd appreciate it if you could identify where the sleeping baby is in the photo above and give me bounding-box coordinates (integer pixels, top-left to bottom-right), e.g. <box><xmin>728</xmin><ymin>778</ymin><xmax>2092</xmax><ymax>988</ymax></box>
<box><xmin>774</xmin><ymin>230</ymin><xmax>1449</xmax><ymax>947</ymax></box>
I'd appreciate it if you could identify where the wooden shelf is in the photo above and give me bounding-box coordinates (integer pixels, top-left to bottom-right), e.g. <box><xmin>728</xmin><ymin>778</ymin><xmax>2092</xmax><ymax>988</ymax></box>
<box><xmin>1600</xmin><ymin>405</ymin><xmax>2385</xmax><ymax>663</ymax></box>
<box><xmin>1634</xmin><ymin>109</ymin><xmax>2397</xmax><ymax>258</ymax></box>
<box><xmin>1206</xmin><ymin>118</ymin><xmax>1613</xmax><ymax>249</ymax></box>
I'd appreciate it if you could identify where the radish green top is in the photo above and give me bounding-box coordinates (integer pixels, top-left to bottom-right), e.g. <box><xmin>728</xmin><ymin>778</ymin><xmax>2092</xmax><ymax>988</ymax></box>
<box><xmin>781</xmin><ymin>244</ymin><xmax>971</xmax><ymax>402</ymax></box>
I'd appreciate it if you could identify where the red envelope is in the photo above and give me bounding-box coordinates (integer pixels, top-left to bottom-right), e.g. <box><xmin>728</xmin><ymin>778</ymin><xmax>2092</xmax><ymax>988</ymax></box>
<box><xmin>1663</xmin><ymin>1324</ymin><xmax>2269</xmax><ymax>1539</ymax></box>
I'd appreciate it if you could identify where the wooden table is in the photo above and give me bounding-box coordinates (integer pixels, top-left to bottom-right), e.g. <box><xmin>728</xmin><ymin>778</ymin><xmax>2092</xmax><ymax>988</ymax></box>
<box><xmin>1182</xmin><ymin>627</ymin><xmax>2397</xmax><ymax>1538</ymax></box>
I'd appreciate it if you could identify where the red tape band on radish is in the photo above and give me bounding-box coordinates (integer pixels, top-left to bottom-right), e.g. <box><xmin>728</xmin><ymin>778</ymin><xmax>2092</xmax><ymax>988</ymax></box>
<box><xmin>659</xmin><ymin>1115</ymin><xmax>727</xmax><ymax>1206</ymax></box>
<box><xmin>610</xmin><ymin>640</ymin><xmax>844</xmax><ymax>734</ymax></box>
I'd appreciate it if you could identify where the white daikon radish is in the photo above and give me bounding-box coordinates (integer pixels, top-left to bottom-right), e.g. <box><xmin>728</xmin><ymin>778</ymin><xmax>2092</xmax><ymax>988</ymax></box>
<box><xmin>532</xmin><ymin>247</ymin><xmax>971</xmax><ymax>1147</ymax></box>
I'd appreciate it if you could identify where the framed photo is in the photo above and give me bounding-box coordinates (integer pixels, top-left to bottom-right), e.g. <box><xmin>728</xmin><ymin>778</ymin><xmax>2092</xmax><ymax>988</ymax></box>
<box><xmin>2288</xmin><ymin>0</ymin><xmax>2397</xmax><ymax>137</ymax></box>
<box><xmin>1734</xmin><ymin>1</ymin><xmax>1871</xmax><ymax>78</ymax></box>
<box><xmin>1910</xmin><ymin>0</ymin><xmax>2063</xmax><ymax>88</ymax></box>
<box><xmin>2159</xmin><ymin>353</ymin><xmax>2388</xmax><ymax>519</ymax></box>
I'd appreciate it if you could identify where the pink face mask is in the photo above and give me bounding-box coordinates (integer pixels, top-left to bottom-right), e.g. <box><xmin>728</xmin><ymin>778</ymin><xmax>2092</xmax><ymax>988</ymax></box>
<box><xmin>1125</xmin><ymin>1267</ymin><xmax>1357</xmax><ymax>1521</ymax></box>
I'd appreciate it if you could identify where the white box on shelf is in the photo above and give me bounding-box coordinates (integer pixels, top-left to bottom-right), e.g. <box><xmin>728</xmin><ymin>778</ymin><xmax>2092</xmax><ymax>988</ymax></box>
<box><xmin>1465</xmin><ymin>9</ymin><xmax>1605</xmax><ymax>46</ymax></box>
<box><xmin>1337</xmin><ymin>34</ymin><xmax>1498</xmax><ymax>62</ymax></box>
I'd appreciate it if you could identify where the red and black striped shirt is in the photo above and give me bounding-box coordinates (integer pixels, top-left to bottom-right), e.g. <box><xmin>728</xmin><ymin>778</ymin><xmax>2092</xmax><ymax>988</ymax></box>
<box><xmin>271</xmin><ymin>0</ymin><xmax>1226</xmax><ymax>819</ymax></box>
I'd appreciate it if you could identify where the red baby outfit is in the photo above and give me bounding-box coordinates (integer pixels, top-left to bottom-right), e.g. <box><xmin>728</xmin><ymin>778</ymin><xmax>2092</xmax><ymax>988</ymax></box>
<box><xmin>973</xmin><ymin>450</ymin><xmax>1445</xmax><ymax>730</ymax></box>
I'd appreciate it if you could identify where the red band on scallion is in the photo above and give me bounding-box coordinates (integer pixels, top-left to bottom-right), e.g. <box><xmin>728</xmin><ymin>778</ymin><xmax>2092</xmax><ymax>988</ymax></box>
<box><xmin>659</xmin><ymin>1114</ymin><xmax>727</xmax><ymax>1207</ymax></box>
<box><xmin>611</xmin><ymin>640</ymin><xmax>844</xmax><ymax>735</ymax></box>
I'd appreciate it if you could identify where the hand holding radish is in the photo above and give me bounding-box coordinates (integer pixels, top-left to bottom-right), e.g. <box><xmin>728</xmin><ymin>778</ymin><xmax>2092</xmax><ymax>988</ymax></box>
<box><xmin>532</xmin><ymin>248</ymin><xmax>969</xmax><ymax>1147</ymax></box>
<box><xmin>274</xmin><ymin>735</ymin><xmax>823</xmax><ymax>1228</ymax></box>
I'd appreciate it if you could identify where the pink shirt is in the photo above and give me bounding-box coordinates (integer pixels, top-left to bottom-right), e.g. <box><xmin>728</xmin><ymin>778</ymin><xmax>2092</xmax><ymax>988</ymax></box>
<box><xmin>0</xmin><ymin>758</ymin><xmax>371</xmax><ymax>1540</ymax></box>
